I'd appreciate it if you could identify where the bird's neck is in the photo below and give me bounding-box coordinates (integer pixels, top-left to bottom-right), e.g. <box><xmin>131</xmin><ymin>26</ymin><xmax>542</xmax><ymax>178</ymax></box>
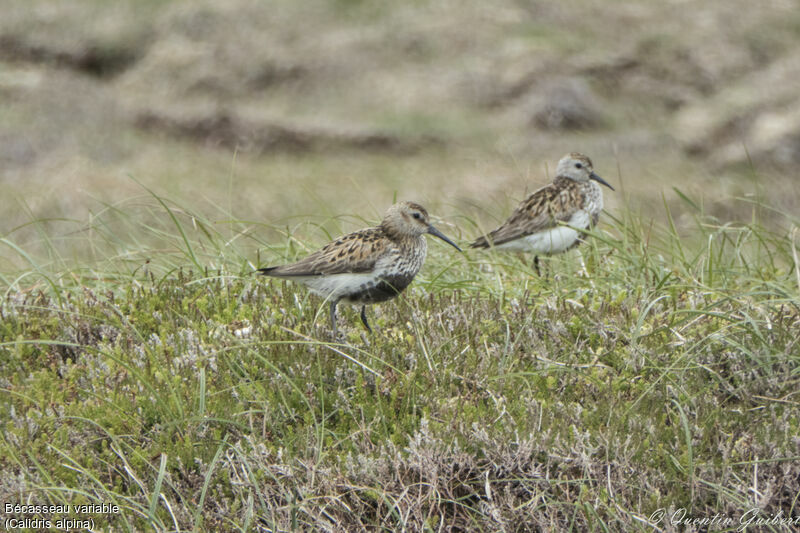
<box><xmin>380</xmin><ymin>225</ymin><xmax>426</xmax><ymax>255</ymax></box>
<box><xmin>379</xmin><ymin>222</ymin><xmax>419</xmax><ymax>244</ymax></box>
<box><xmin>584</xmin><ymin>181</ymin><xmax>603</xmax><ymax>213</ymax></box>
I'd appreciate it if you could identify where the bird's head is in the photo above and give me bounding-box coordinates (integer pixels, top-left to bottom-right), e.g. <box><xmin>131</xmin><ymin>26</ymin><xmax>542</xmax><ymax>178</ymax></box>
<box><xmin>382</xmin><ymin>201</ymin><xmax>462</xmax><ymax>251</ymax></box>
<box><xmin>556</xmin><ymin>153</ymin><xmax>614</xmax><ymax>190</ymax></box>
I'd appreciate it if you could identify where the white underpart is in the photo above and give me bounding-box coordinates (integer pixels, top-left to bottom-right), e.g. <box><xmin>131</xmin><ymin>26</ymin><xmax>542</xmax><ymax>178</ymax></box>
<box><xmin>287</xmin><ymin>252</ymin><xmax>410</xmax><ymax>303</ymax></box>
<box><xmin>292</xmin><ymin>272</ymin><xmax>380</xmax><ymax>302</ymax></box>
<box><xmin>495</xmin><ymin>210</ymin><xmax>591</xmax><ymax>254</ymax></box>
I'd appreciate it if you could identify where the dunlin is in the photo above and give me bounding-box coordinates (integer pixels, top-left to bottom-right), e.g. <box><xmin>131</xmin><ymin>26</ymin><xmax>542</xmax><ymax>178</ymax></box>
<box><xmin>258</xmin><ymin>201</ymin><xmax>462</xmax><ymax>338</ymax></box>
<box><xmin>471</xmin><ymin>153</ymin><xmax>613</xmax><ymax>272</ymax></box>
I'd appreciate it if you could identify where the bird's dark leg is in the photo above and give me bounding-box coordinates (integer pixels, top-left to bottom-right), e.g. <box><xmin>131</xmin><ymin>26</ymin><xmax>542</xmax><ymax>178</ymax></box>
<box><xmin>330</xmin><ymin>299</ymin><xmax>341</xmax><ymax>339</ymax></box>
<box><xmin>359</xmin><ymin>305</ymin><xmax>372</xmax><ymax>333</ymax></box>
<box><xmin>533</xmin><ymin>255</ymin><xmax>541</xmax><ymax>277</ymax></box>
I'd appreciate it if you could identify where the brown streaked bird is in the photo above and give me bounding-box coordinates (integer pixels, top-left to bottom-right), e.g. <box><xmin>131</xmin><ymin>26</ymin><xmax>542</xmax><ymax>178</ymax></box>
<box><xmin>258</xmin><ymin>202</ymin><xmax>462</xmax><ymax>338</ymax></box>
<box><xmin>471</xmin><ymin>153</ymin><xmax>613</xmax><ymax>272</ymax></box>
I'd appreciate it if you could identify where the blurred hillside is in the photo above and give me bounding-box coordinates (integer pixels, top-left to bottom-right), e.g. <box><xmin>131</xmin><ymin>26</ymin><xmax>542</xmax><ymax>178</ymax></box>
<box><xmin>2</xmin><ymin>0</ymin><xmax>799</xmax><ymax>241</ymax></box>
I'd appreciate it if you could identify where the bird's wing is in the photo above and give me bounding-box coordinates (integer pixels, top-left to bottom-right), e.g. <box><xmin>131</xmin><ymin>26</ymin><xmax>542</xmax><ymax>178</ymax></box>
<box><xmin>259</xmin><ymin>227</ymin><xmax>393</xmax><ymax>277</ymax></box>
<box><xmin>472</xmin><ymin>178</ymin><xmax>584</xmax><ymax>248</ymax></box>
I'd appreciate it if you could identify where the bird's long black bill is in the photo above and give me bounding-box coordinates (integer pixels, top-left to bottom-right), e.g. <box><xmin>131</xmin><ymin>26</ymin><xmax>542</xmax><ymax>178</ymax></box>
<box><xmin>590</xmin><ymin>172</ymin><xmax>615</xmax><ymax>191</ymax></box>
<box><xmin>428</xmin><ymin>225</ymin><xmax>462</xmax><ymax>252</ymax></box>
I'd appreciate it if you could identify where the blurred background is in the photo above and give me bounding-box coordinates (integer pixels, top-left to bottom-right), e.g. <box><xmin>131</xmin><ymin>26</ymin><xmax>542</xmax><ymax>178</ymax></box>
<box><xmin>2</xmin><ymin>0</ymin><xmax>799</xmax><ymax>252</ymax></box>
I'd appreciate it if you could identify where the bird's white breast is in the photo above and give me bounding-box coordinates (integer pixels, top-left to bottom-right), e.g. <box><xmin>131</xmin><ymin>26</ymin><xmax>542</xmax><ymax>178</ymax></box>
<box><xmin>495</xmin><ymin>210</ymin><xmax>591</xmax><ymax>254</ymax></box>
<box><xmin>297</xmin><ymin>273</ymin><xmax>382</xmax><ymax>300</ymax></box>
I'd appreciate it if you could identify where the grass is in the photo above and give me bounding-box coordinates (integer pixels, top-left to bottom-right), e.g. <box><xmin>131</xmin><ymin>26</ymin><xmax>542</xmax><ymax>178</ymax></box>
<box><xmin>1</xmin><ymin>185</ymin><xmax>799</xmax><ymax>531</ymax></box>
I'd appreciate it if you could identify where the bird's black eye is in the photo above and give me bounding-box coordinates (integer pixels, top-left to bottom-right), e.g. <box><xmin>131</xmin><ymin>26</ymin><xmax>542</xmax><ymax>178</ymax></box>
<box><xmin>412</xmin><ymin>212</ymin><xmax>422</xmax><ymax>220</ymax></box>
<box><xmin>575</xmin><ymin>163</ymin><xmax>582</xmax><ymax>169</ymax></box>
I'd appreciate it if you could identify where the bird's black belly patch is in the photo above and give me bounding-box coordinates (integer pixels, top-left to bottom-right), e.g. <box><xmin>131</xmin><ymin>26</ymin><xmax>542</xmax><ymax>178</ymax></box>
<box><xmin>346</xmin><ymin>273</ymin><xmax>414</xmax><ymax>304</ymax></box>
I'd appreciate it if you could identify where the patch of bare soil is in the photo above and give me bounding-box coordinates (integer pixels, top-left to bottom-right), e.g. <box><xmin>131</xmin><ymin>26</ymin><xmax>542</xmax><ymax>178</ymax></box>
<box><xmin>0</xmin><ymin>34</ymin><xmax>140</xmax><ymax>78</ymax></box>
<box><xmin>133</xmin><ymin>108</ymin><xmax>442</xmax><ymax>154</ymax></box>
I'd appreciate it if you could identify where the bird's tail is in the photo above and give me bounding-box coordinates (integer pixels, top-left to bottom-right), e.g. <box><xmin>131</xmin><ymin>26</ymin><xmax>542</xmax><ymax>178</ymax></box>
<box><xmin>255</xmin><ymin>267</ymin><xmax>277</xmax><ymax>275</ymax></box>
<box><xmin>470</xmin><ymin>236</ymin><xmax>491</xmax><ymax>249</ymax></box>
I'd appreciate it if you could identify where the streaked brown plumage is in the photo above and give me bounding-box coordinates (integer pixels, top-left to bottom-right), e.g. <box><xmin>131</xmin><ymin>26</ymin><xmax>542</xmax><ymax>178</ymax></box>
<box><xmin>262</xmin><ymin>227</ymin><xmax>391</xmax><ymax>278</ymax></box>
<box><xmin>258</xmin><ymin>202</ymin><xmax>461</xmax><ymax>338</ymax></box>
